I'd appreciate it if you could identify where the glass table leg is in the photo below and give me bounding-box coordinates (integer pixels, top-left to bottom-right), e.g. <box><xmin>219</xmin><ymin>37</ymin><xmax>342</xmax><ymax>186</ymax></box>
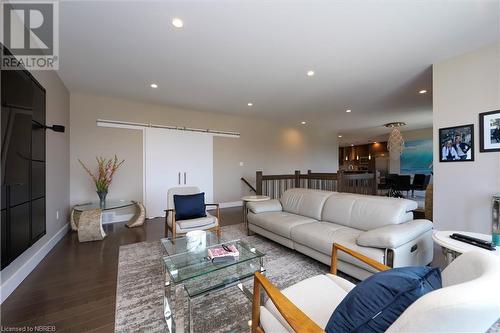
<box><xmin>187</xmin><ymin>295</ymin><xmax>193</xmax><ymax>333</ymax></box>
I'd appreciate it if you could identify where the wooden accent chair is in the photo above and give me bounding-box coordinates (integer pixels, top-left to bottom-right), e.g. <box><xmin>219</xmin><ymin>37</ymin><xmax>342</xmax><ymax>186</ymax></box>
<box><xmin>164</xmin><ymin>186</ymin><xmax>221</xmax><ymax>238</ymax></box>
<box><xmin>252</xmin><ymin>243</ymin><xmax>500</xmax><ymax>332</ymax></box>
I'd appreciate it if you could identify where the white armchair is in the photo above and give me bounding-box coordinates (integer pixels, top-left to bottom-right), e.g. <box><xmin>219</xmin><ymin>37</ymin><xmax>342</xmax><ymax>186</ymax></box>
<box><xmin>252</xmin><ymin>244</ymin><xmax>500</xmax><ymax>333</ymax></box>
<box><xmin>164</xmin><ymin>186</ymin><xmax>220</xmax><ymax>238</ymax></box>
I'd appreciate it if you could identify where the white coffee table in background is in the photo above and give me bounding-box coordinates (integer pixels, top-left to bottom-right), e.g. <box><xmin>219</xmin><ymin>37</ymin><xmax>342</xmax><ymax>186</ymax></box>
<box><xmin>433</xmin><ymin>230</ymin><xmax>499</xmax><ymax>265</ymax></box>
<box><xmin>241</xmin><ymin>195</ymin><xmax>270</xmax><ymax>235</ymax></box>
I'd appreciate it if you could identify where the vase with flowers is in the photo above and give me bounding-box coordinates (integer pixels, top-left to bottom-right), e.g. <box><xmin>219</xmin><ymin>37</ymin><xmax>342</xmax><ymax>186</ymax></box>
<box><xmin>78</xmin><ymin>155</ymin><xmax>125</xmax><ymax>207</ymax></box>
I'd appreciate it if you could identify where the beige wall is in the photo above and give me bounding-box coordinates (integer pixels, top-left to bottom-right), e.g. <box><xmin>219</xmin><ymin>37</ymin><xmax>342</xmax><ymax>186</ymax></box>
<box><xmin>70</xmin><ymin>93</ymin><xmax>338</xmax><ymax>205</ymax></box>
<box><xmin>433</xmin><ymin>43</ymin><xmax>500</xmax><ymax>233</ymax></box>
<box><xmin>1</xmin><ymin>71</ymin><xmax>70</xmax><ymax>294</ymax></box>
<box><xmin>389</xmin><ymin>127</ymin><xmax>433</xmax><ymax>174</ymax></box>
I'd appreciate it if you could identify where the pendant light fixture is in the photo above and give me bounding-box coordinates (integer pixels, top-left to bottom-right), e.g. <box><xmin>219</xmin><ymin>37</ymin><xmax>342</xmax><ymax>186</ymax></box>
<box><xmin>385</xmin><ymin>122</ymin><xmax>406</xmax><ymax>160</ymax></box>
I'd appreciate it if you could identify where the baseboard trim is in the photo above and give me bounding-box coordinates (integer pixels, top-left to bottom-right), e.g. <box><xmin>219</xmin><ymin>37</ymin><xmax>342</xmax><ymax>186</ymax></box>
<box><xmin>0</xmin><ymin>223</ymin><xmax>69</xmax><ymax>304</ymax></box>
<box><xmin>220</xmin><ymin>201</ymin><xmax>243</xmax><ymax>208</ymax></box>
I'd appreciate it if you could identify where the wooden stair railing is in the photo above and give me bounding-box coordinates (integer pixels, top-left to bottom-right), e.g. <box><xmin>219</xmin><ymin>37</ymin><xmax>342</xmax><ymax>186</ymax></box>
<box><xmin>256</xmin><ymin>170</ymin><xmax>377</xmax><ymax>199</ymax></box>
<box><xmin>241</xmin><ymin>177</ymin><xmax>257</xmax><ymax>194</ymax></box>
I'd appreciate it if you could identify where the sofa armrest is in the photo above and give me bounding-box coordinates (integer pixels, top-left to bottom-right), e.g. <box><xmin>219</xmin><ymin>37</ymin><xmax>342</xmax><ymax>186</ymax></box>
<box><xmin>356</xmin><ymin>219</ymin><xmax>433</xmax><ymax>249</ymax></box>
<box><xmin>247</xmin><ymin>199</ymin><xmax>282</xmax><ymax>214</ymax></box>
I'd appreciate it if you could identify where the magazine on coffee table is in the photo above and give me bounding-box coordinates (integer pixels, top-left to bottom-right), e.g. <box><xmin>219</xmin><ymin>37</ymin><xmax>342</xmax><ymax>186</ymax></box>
<box><xmin>208</xmin><ymin>244</ymin><xmax>240</xmax><ymax>262</ymax></box>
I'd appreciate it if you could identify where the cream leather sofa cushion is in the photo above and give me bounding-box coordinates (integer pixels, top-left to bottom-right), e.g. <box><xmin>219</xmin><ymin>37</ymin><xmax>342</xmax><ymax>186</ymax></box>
<box><xmin>280</xmin><ymin>188</ymin><xmax>333</xmax><ymax>220</ymax></box>
<box><xmin>247</xmin><ymin>211</ymin><xmax>317</xmax><ymax>238</ymax></box>
<box><xmin>357</xmin><ymin>219</ymin><xmax>433</xmax><ymax>249</ymax></box>
<box><xmin>247</xmin><ymin>199</ymin><xmax>282</xmax><ymax>213</ymax></box>
<box><xmin>177</xmin><ymin>213</ymin><xmax>217</xmax><ymax>230</ymax></box>
<box><xmin>291</xmin><ymin>222</ymin><xmax>386</xmax><ymax>273</ymax></box>
<box><xmin>166</xmin><ymin>213</ymin><xmax>218</xmax><ymax>233</ymax></box>
<box><xmin>264</xmin><ymin>274</ymin><xmax>348</xmax><ymax>331</ymax></box>
<box><xmin>322</xmin><ymin>193</ymin><xmax>418</xmax><ymax>230</ymax></box>
<box><xmin>291</xmin><ymin>222</ymin><xmax>350</xmax><ymax>255</ymax></box>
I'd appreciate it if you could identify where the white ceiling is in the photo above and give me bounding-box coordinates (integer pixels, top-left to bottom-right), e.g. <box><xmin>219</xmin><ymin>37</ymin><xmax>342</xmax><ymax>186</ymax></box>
<box><xmin>58</xmin><ymin>0</ymin><xmax>500</xmax><ymax>144</ymax></box>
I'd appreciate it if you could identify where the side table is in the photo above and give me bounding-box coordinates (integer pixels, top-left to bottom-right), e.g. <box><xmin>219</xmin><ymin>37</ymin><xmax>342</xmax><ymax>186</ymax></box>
<box><xmin>72</xmin><ymin>200</ymin><xmax>136</xmax><ymax>242</ymax></box>
<box><xmin>432</xmin><ymin>230</ymin><xmax>499</xmax><ymax>266</ymax></box>
<box><xmin>241</xmin><ymin>195</ymin><xmax>270</xmax><ymax>235</ymax></box>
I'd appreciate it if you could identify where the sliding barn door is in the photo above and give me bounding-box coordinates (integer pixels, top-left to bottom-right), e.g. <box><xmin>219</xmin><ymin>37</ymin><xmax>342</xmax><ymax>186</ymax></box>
<box><xmin>144</xmin><ymin>128</ymin><xmax>213</xmax><ymax>218</ymax></box>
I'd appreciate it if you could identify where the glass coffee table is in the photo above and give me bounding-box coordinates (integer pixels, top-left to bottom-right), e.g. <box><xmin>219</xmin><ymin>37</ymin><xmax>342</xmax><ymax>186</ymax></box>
<box><xmin>161</xmin><ymin>231</ymin><xmax>265</xmax><ymax>333</ymax></box>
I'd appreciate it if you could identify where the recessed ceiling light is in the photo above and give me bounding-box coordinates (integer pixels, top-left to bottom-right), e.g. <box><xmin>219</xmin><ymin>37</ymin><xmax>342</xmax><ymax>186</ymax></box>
<box><xmin>301</xmin><ymin>121</ymin><xmax>307</xmax><ymax>125</ymax></box>
<box><xmin>247</xmin><ymin>102</ymin><xmax>253</xmax><ymax>107</ymax></box>
<box><xmin>150</xmin><ymin>83</ymin><xmax>158</xmax><ymax>88</ymax></box>
<box><xmin>419</xmin><ymin>89</ymin><xmax>427</xmax><ymax>94</ymax></box>
<box><xmin>338</xmin><ymin>135</ymin><xmax>342</xmax><ymax>138</ymax></box>
<box><xmin>351</xmin><ymin>144</ymin><xmax>354</xmax><ymax>146</ymax></box>
<box><xmin>172</xmin><ymin>17</ymin><xmax>184</xmax><ymax>28</ymax></box>
<box><xmin>306</xmin><ymin>70</ymin><xmax>315</xmax><ymax>77</ymax></box>
<box><xmin>346</xmin><ymin>109</ymin><xmax>352</xmax><ymax>113</ymax></box>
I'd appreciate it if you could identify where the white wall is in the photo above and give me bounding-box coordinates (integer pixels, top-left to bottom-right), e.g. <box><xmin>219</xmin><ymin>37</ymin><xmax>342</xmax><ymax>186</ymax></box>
<box><xmin>0</xmin><ymin>70</ymin><xmax>70</xmax><ymax>302</ymax></box>
<box><xmin>70</xmin><ymin>93</ymin><xmax>338</xmax><ymax>206</ymax></box>
<box><xmin>433</xmin><ymin>43</ymin><xmax>500</xmax><ymax>233</ymax></box>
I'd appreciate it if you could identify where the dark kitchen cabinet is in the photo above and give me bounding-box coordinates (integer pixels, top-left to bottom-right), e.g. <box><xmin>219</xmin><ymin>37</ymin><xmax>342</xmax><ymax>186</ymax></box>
<box><xmin>1</xmin><ymin>45</ymin><xmax>46</xmax><ymax>269</ymax></box>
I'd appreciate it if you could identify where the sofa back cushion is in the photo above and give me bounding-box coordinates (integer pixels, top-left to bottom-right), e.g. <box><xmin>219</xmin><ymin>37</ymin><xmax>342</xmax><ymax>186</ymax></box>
<box><xmin>322</xmin><ymin>193</ymin><xmax>417</xmax><ymax>231</ymax></box>
<box><xmin>280</xmin><ymin>188</ymin><xmax>333</xmax><ymax>220</ymax></box>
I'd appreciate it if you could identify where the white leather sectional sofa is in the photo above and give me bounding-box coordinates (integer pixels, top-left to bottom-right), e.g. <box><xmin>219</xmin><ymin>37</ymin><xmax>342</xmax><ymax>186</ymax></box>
<box><xmin>247</xmin><ymin>188</ymin><xmax>433</xmax><ymax>280</ymax></box>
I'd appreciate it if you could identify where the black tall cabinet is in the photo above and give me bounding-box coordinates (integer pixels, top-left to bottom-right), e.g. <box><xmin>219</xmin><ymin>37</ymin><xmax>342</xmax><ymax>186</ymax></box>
<box><xmin>1</xmin><ymin>46</ymin><xmax>46</xmax><ymax>269</ymax></box>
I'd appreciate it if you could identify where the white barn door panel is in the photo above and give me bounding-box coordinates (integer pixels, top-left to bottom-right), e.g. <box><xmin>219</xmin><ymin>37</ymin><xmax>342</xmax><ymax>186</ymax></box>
<box><xmin>144</xmin><ymin>128</ymin><xmax>213</xmax><ymax>218</ymax></box>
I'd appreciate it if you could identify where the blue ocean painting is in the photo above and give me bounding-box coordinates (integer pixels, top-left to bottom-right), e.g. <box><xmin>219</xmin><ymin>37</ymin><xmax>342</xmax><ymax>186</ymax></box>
<box><xmin>400</xmin><ymin>139</ymin><xmax>433</xmax><ymax>174</ymax></box>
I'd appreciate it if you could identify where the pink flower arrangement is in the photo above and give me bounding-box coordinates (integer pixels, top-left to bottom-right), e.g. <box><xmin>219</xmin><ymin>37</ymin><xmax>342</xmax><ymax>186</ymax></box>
<box><xmin>78</xmin><ymin>155</ymin><xmax>125</xmax><ymax>192</ymax></box>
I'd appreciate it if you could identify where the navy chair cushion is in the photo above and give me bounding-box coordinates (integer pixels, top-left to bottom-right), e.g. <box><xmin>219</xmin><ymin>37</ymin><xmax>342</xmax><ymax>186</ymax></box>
<box><xmin>173</xmin><ymin>192</ymin><xmax>206</xmax><ymax>220</ymax></box>
<box><xmin>326</xmin><ymin>266</ymin><xmax>442</xmax><ymax>333</ymax></box>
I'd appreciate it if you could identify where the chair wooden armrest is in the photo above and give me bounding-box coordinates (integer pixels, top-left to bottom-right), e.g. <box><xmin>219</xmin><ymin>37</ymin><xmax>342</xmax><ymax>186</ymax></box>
<box><xmin>205</xmin><ymin>203</ymin><xmax>221</xmax><ymax>225</ymax></box>
<box><xmin>330</xmin><ymin>243</ymin><xmax>390</xmax><ymax>275</ymax></box>
<box><xmin>251</xmin><ymin>272</ymin><xmax>323</xmax><ymax>333</ymax></box>
<box><xmin>164</xmin><ymin>209</ymin><xmax>176</xmax><ymax>238</ymax></box>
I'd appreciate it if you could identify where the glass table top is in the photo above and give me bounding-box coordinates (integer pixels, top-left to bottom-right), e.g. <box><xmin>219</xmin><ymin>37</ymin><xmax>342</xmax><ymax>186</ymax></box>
<box><xmin>73</xmin><ymin>200</ymin><xmax>135</xmax><ymax>211</ymax></box>
<box><xmin>161</xmin><ymin>232</ymin><xmax>265</xmax><ymax>297</ymax></box>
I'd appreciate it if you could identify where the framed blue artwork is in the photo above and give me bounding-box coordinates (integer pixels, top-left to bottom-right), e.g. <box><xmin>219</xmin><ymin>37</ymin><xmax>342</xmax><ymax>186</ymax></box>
<box><xmin>401</xmin><ymin>139</ymin><xmax>433</xmax><ymax>174</ymax></box>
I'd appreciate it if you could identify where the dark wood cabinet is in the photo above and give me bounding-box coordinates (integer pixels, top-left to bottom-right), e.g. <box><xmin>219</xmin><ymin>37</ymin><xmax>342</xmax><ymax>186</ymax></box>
<box><xmin>1</xmin><ymin>45</ymin><xmax>46</xmax><ymax>269</ymax></box>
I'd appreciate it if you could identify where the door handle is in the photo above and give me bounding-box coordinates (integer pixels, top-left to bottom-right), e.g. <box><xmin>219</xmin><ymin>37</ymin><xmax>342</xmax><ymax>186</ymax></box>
<box><xmin>178</xmin><ymin>172</ymin><xmax>181</xmax><ymax>185</ymax></box>
<box><xmin>184</xmin><ymin>172</ymin><xmax>186</xmax><ymax>185</ymax></box>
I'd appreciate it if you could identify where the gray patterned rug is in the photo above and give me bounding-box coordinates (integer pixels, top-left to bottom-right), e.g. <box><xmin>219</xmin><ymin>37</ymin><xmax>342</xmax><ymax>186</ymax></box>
<box><xmin>115</xmin><ymin>223</ymin><xmax>338</xmax><ymax>332</ymax></box>
<box><xmin>115</xmin><ymin>223</ymin><xmax>500</xmax><ymax>333</ymax></box>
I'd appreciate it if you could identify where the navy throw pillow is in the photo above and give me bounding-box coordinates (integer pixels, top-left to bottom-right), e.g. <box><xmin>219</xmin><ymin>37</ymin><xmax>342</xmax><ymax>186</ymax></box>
<box><xmin>173</xmin><ymin>192</ymin><xmax>206</xmax><ymax>220</ymax></box>
<box><xmin>326</xmin><ymin>266</ymin><xmax>442</xmax><ymax>333</ymax></box>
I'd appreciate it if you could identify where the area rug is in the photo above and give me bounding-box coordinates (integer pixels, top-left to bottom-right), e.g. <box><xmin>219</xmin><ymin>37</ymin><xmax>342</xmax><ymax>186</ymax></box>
<box><xmin>115</xmin><ymin>223</ymin><xmax>340</xmax><ymax>332</ymax></box>
<box><xmin>115</xmin><ymin>223</ymin><xmax>500</xmax><ymax>333</ymax></box>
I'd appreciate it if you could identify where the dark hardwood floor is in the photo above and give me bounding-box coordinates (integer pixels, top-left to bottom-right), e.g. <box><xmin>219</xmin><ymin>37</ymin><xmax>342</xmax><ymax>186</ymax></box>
<box><xmin>1</xmin><ymin>207</ymin><xmax>243</xmax><ymax>332</ymax></box>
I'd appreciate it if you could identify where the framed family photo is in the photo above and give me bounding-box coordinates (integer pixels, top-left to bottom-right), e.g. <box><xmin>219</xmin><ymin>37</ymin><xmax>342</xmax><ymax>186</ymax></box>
<box><xmin>439</xmin><ymin>124</ymin><xmax>474</xmax><ymax>162</ymax></box>
<box><xmin>479</xmin><ymin>110</ymin><xmax>500</xmax><ymax>152</ymax></box>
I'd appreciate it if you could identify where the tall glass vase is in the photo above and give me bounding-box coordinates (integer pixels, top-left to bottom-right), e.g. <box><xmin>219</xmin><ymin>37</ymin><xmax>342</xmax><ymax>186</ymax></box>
<box><xmin>493</xmin><ymin>194</ymin><xmax>500</xmax><ymax>246</ymax></box>
<box><xmin>97</xmin><ymin>190</ymin><xmax>108</xmax><ymax>208</ymax></box>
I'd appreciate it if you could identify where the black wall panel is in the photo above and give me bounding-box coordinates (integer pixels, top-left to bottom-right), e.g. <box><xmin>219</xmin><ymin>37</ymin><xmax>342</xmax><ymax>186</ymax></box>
<box><xmin>1</xmin><ymin>210</ymin><xmax>7</xmax><ymax>268</ymax></box>
<box><xmin>31</xmin><ymin>198</ymin><xmax>46</xmax><ymax>241</ymax></box>
<box><xmin>9</xmin><ymin>203</ymin><xmax>31</xmax><ymax>260</ymax></box>
<box><xmin>1</xmin><ymin>45</ymin><xmax>47</xmax><ymax>269</ymax></box>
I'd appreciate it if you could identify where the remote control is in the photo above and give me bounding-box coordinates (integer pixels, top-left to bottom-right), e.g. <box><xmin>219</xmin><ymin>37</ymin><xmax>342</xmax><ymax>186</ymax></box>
<box><xmin>450</xmin><ymin>233</ymin><xmax>496</xmax><ymax>251</ymax></box>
